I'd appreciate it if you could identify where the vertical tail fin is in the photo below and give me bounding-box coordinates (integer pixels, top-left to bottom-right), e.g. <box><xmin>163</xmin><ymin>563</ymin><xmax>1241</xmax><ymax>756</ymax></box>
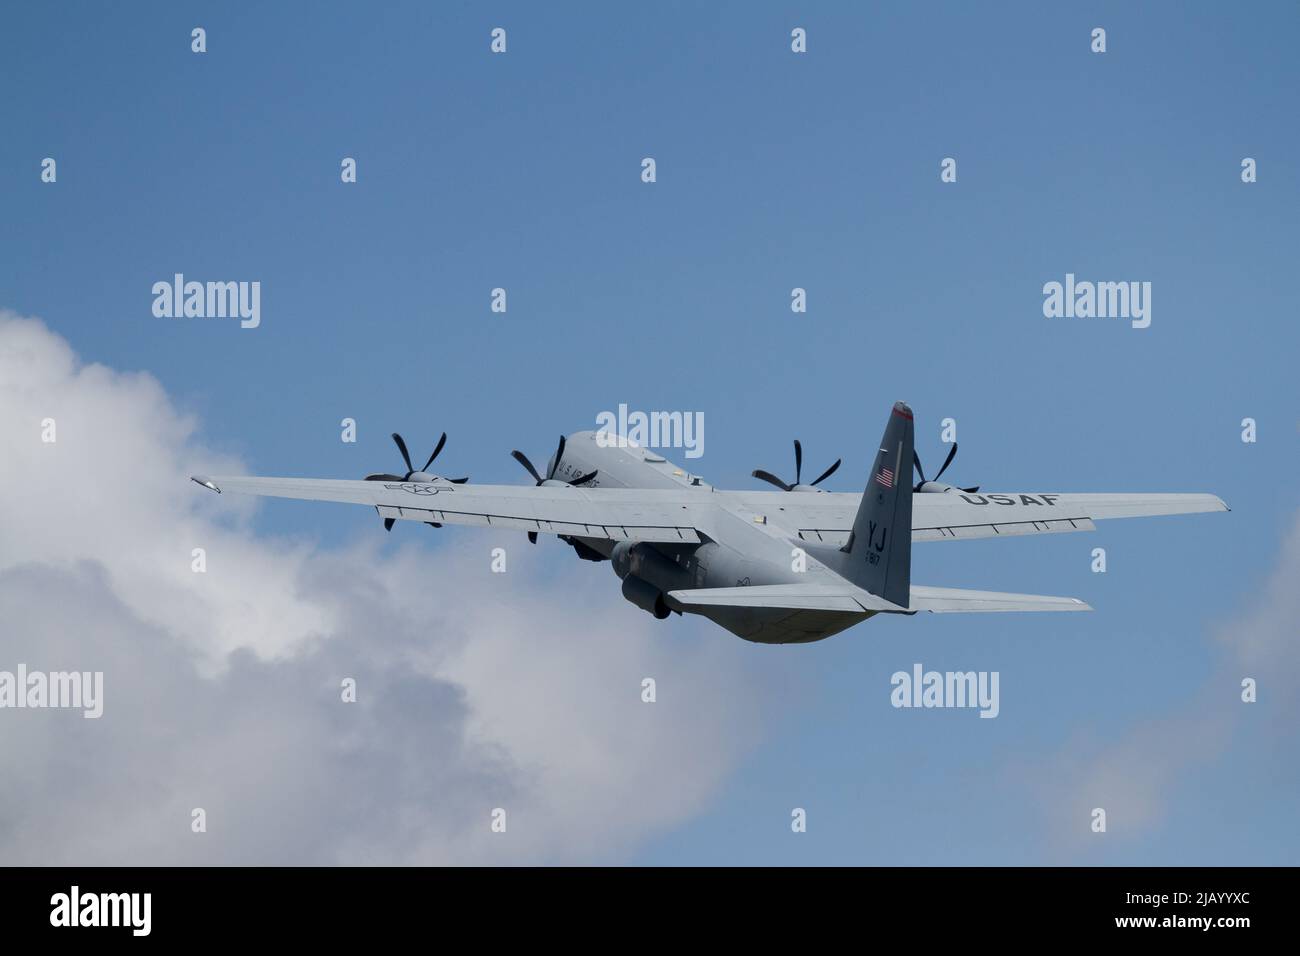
<box><xmin>840</xmin><ymin>401</ymin><xmax>914</xmax><ymax>607</ymax></box>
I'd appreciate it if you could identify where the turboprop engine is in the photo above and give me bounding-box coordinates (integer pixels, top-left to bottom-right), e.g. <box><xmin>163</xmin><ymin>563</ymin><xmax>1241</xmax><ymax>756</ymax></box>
<box><xmin>611</xmin><ymin>541</ymin><xmax>684</xmax><ymax>619</ymax></box>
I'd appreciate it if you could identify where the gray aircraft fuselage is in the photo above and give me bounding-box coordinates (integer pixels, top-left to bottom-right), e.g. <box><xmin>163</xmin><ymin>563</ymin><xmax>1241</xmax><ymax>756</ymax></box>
<box><xmin>545</xmin><ymin>432</ymin><xmax>873</xmax><ymax>643</ymax></box>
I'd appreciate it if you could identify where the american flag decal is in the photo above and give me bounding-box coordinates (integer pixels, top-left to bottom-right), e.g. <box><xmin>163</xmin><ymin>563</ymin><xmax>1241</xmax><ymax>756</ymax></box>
<box><xmin>875</xmin><ymin>465</ymin><xmax>895</xmax><ymax>488</ymax></box>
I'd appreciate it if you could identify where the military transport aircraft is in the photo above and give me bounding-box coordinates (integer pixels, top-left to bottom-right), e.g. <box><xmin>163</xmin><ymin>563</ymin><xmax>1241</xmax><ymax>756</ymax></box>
<box><xmin>191</xmin><ymin>402</ymin><xmax>1228</xmax><ymax>644</ymax></box>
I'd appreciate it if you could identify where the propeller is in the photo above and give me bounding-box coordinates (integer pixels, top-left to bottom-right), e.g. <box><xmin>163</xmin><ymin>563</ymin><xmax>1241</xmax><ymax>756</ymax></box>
<box><xmin>511</xmin><ymin>435</ymin><xmax>598</xmax><ymax>542</ymax></box>
<box><xmin>365</xmin><ymin>432</ymin><xmax>468</xmax><ymax>531</ymax></box>
<box><xmin>912</xmin><ymin>442</ymin><xmax>979</xmax><ymax>494</ymax></box>
<box><xmin>752</xmin><ymin>439</ymin><xmax>841</xmax><ymax>492</ymax></box>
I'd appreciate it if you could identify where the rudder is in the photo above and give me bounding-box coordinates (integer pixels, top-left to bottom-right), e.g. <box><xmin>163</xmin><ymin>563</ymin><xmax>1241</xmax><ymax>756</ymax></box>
<box><xmin>840</xmin><ymin>401</ymin><xmax>914</xmax><ymax>607</ymax></box>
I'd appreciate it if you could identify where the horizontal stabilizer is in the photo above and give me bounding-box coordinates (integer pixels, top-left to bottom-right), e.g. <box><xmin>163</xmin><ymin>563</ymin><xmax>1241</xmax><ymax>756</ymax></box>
<box><xmin>668</xmin><ymin>584</ymin><xmax>905</xmax><ymax>614</ymax></box>
<box><xmin>908</xmin><ymin>585</ymin><xmax>1091</xmax><ymax>613</ymax></box>
<box><xmin>669</xmin><ymin>582</ymin><xmax>1090</xmax><ymax>614</ymax></box>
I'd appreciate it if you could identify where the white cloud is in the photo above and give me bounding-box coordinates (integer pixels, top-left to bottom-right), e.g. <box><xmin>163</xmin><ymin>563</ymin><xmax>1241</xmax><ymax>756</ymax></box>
<box><xmin>0</xmin><ymin>312</ymin><xmax>768</xmax><ymax>864</ymax></box>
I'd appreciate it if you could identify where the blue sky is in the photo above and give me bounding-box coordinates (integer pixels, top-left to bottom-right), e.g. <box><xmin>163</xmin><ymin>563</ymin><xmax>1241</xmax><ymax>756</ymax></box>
<box><xmin>2</xmin><ymin>2</ymin><xmax>1297</xmax><ymax>864</ymax></box>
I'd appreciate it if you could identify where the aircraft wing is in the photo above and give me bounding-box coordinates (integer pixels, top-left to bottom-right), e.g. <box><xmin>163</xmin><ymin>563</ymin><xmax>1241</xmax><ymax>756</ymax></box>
<box><xmin>191</xmin><ymin>475</ymin><xmax>703</xmax><ymax>544</ymax></box>
<box><xmin>778</xmin><ymin>492</ymin><xmax>1229</xmax><ymax>546</ymax></box>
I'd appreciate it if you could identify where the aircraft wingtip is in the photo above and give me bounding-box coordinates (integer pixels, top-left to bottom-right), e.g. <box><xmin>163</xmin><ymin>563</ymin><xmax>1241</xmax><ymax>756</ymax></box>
<box><xmin>191</xmin><ymin>476</ymin><xmax>221</xmax><ymax>494</ymax></box>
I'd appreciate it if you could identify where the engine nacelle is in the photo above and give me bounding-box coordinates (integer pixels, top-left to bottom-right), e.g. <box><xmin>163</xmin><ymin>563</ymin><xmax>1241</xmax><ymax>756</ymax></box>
<box><xmin>916</xmin><ymin>481</ymin><xmax>956</xmax><ymax>493</ymax></box>
<box><xmin>610</xmin><ymin>541</ymin><xmax>634</xmax><ymax>579</ymax></box>
<box><xmin>621</xmin><ymin>574</ymin><xmax>671</xmax><ymax>619</ymax></box>
<box><xmin>610</xmin><ymin>541</ymin><xmax>680</xmax><ymax>584</ymax></box>
<box><xmin>562</xmin><ymin>537</ymin><xmax>608</xmax><ymax>562</ymax></box>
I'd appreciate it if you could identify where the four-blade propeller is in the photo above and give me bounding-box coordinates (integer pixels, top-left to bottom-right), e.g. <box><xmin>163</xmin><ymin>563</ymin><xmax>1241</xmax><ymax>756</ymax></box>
<box><xmin>511</xmin><ymin>435</ymin><xmax>598</xmax><ymax>542</ymax></box>
<box><xmin>369</xmin><ymin>429</ymin><xmax>978</xmax><ymax>538</ymax></box>
<box><xmin>913</xmin><ymin>442</ymin><xmax>979</xmax><ymax>494</ymax></box>
<box><xmin>365</xmin><ymin>432</ymin><xmax>468</xmax><ymax>530</ymax></box>
<box><xmin>752</xmin><ymin>439</ymin><xmax>841</xmax><ymax>492</ymax></box>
